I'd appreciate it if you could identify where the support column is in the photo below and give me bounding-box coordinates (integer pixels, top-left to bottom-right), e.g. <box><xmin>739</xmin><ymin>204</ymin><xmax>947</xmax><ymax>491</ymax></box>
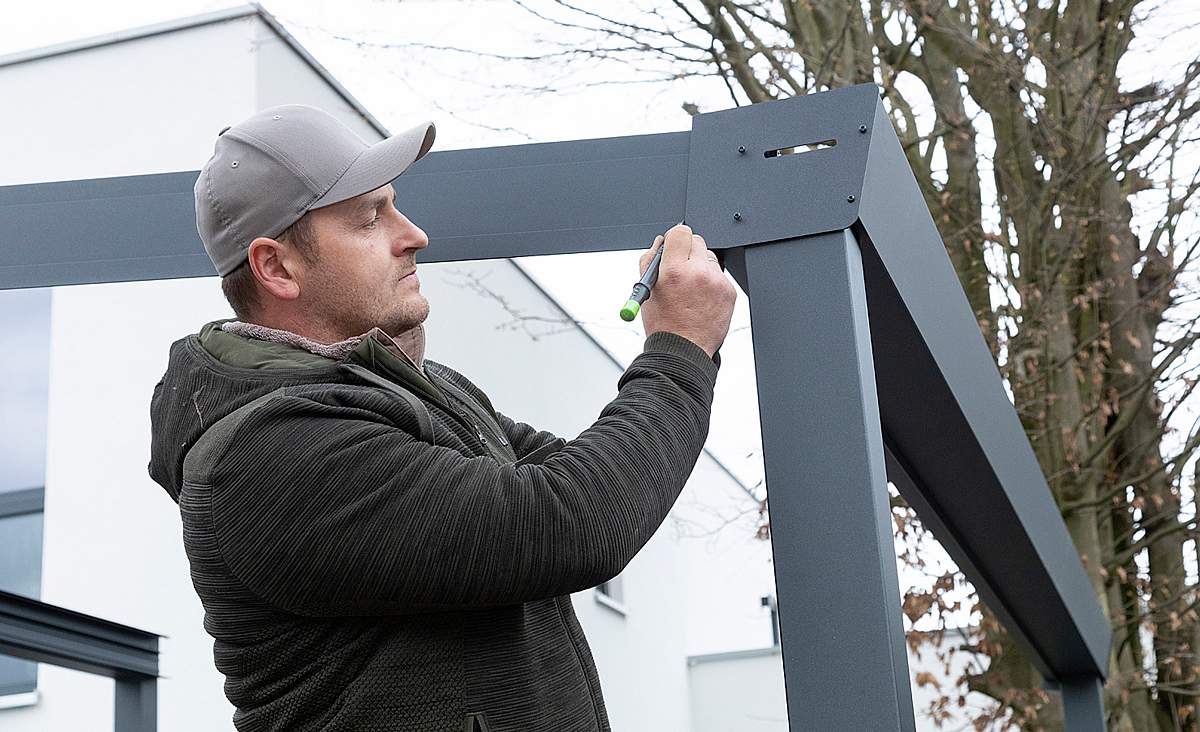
<box><xmin>114</xmin><ymin>674</ymin><xmax>156</xmax><ymax>732</ymax></box>
<box><xmin>724</xmin><ymin>228</ymin><xmax>916</xmax><ymax>730</ymax></box>
<box><xmin>1061</xmin><ymin>676</ymin><xmax>1106</xmax><ymax>731</ymax></box>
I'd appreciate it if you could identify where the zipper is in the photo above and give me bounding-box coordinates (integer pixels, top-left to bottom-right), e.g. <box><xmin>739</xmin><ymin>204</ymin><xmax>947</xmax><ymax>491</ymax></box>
<box><xmin>433</xmin><ymin>388</ymin><xmax>500</xmax><ymax>457</ymax></box>
<box><xmin>429</xmin><ymin>393</ymin><xmax>491</xmax><ymax>456</ymax></box>
<box><xmin>456</xmin><ymin>406</ymin><xmax>489</xmax><ymax>448</ymax></box>
<box><xmin>463</xmin><ymin>406</ymin><xmax>510</xmax><ymax>448</ymax></box>
<box><xmin>423</xmin><ymin>368</ymin><xmax>510</xmax><ymax>449</ymax></box>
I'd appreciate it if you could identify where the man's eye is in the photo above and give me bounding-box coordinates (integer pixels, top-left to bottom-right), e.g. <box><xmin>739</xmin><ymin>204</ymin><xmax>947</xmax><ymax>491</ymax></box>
<box><xmin>364</xmin><ymin>212</ymin><xmax>380</xmax><ymax>228</ymax></box>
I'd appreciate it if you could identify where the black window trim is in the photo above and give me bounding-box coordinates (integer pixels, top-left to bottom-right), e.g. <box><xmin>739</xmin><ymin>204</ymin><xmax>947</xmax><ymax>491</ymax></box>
<box><xmin>0</xmin><ymin>487</ymin><xmax>43</xmax><ymax>519</ymax></box>
<box><xmin>0</xmin><ymin>485</ymin><xmax>44</xmax><ymax>703</ymax></box>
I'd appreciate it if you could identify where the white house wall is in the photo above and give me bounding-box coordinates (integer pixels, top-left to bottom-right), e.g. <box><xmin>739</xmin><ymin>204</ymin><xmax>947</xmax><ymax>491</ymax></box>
<box><xmin>0</xmin><ymin>17</ymin><xmax>257</xmax><ymax>186</ymax></box>
<box><xmin>688</xmin><ymin>649</ymin><xmax>788</xmax><ymax>732</ymax></box>
<box><xmin>251</xmin><ymin>18</ymin><xmax>378</xmax><ymax>139</ymax></box>
<box><xmin>0</xmin><ymin>10</ymin><xmax>759</xmax><ymax>731</ymax></box>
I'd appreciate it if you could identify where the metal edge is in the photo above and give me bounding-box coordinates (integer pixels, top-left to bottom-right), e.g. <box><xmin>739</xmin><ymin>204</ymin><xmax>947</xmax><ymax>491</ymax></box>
<box><xmin>0</xmin><ymin>487</ymin><xmax>44</xmax><ymax>519</ymax></box>
<box><xmin>251</xmin><ymin>3</ymin><xmax>392</xmax><ymax>137</ymax></box>
<box><xmin>0</xmin><ymin>5</ymin><xmax>260</xmax><ymax>69</ymax></box>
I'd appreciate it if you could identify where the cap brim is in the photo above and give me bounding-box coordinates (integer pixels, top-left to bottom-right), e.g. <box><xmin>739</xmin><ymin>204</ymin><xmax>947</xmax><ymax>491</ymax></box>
<box><xmin>311</xmin><ymin>120</ymin><xmax>436</xmax><ymax>209</ymax></box>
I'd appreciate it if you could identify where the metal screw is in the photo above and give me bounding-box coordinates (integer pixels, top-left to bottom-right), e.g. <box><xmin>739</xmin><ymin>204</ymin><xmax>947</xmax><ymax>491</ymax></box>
<box><xmin>846</xmin><ymin>194</ymin><xmax>856</xmax><ymax>203</ymax></box>
<box><xmin>733</xmin><ymin>212</ymin><xmax>743</xmax><ymax>221</ymax></box>
<box><xmin>737</xmin><ymin>145</ymin><xmax>746</xmax><ymax>154</ymax></box>
<box><xmin>858</xmin><ymin>124</ymin><xmax>867</xmax><ymax>133</ymax></box>
<box><xmin>230</xmin><ymin>161</ymin><xmax>239</xmax><ymax>168</ymax></box>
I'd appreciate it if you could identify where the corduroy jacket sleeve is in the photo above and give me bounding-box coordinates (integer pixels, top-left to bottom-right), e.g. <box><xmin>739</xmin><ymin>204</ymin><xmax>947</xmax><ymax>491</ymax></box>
<box><xmin>494</xmin><ymin>411</ymin><xmax>564</xmax><ymax>461</ymax></box>
<box><xmin>201</xmin><ymin>331</ymin><xmax>719</xmax><ymax>617</ymax></box>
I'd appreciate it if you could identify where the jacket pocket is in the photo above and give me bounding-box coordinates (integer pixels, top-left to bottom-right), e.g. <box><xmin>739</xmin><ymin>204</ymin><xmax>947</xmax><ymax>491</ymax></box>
<box><xmin>513</xmin><ymin>437</ymin><xmax>567</xmax><ymax>467</ymax></box>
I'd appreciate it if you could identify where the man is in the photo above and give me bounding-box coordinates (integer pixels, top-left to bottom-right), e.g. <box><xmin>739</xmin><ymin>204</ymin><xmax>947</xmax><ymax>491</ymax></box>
<box><xmin>148</xmin><ymin>104</ymin><xmax>736</xmax><ymax>732</ymax></box>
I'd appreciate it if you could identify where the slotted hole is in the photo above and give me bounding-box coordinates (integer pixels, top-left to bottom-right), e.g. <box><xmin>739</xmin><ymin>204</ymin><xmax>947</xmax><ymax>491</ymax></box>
<box><xmin>764</xmin><ymin>138</ymin><xmax>837</xmax><ymax>158</ymax></box>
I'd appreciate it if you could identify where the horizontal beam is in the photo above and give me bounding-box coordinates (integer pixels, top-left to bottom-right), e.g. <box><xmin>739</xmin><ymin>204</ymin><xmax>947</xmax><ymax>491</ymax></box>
<box><xmin>0</xmin><ymin>171</ymin><xmax>207</xmax><ymax>289</ymax></box>
<box><xmin>0</xmin><ymin>132</ymin><xmax>689</xmax><ymax>290</ymax></box>
<box><xmin>394</xmin><ymin>131</ymin><xmax>689</xmax><ymax>262</ymax></box>
<box><xmin>0</xmin><ymin>589</ymin><xmax>159</xmax><ymax>679</ymax></box>
<box><xmin>0</xmin><ymin>486</ymin><xmax>43</xmax><ymax>518</ymax></box>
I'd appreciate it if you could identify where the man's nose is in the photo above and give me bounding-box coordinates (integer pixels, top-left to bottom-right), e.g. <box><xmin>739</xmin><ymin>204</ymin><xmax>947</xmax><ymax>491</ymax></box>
<box><xmin>411</xmin><ymin>225</ymin><xmax>429</xmax><ymax>250</ymax></box>
<box><xmin>401</xmin><ymin>226</ymin><xmax>429</xmax><ymax>255</ymax></box>
<box><xmin>392</xmin><ymin>215</ymin><xmax>428</xmax><ymax>254</ymax></box>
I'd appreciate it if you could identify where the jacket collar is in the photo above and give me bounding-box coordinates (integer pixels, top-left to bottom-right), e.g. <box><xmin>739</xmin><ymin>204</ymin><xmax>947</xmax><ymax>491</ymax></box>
<box><xmin>220</xmin><ymin>320</ymin><xmax>426</xmax><ymax>371</ymax></box>
<box><xmin>198</xmin><ymin>319</ymin><xmax>427</xmax><ymax>373</ymax></box>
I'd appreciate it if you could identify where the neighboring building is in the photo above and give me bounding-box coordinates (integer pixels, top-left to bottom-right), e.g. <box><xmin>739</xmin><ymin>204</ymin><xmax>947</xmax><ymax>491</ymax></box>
<box><xmin>686</xmin><ymin>628</ymin><xmax>996</xmax><ymax>732</ymax></box>
<box><xmin>0</xmin><ymin>5</ymin><xmax>986</xmax><ymax>730</ymax></box>
<box><xmin>688</xmin><ymin>647</ymin><xmax>788</xmax><ymax>732</ymax></box>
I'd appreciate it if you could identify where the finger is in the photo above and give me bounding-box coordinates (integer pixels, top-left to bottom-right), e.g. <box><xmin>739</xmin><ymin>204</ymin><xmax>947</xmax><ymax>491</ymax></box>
<box><xmin>689</xmin><ymin>231</ymin><xmax>710</xmax><ymax>261</ymax></box>
<box><xmin>662</xmin><ymin>224</ymin><xmax>692</xmax><ymax>269</ymax></box>
<box><xmin>640</xmin><ymin>235</ymin><xmax>664</xmax><ymax>276</ymax></box>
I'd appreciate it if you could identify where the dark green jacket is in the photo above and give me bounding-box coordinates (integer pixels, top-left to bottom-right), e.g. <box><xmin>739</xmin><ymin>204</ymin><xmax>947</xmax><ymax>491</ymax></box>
<box><xmin>147</xmin><ymin>320</ymin><xmax>720</xmax><ymax>731</ymax></box>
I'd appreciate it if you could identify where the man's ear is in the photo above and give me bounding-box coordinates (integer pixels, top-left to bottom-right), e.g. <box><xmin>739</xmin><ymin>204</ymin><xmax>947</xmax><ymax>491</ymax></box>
<box><xmin>247</xmin><ymin>237</ymin><xmax>302</xmax><ymax>302</ymax></box>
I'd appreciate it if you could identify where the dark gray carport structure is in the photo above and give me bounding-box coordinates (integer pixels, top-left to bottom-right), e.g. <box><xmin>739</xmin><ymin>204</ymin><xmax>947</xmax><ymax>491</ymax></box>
<box><xmin>0</xmin><ymin>82</ymin><xmax>1110</xmax><ymax>729</ymax></box>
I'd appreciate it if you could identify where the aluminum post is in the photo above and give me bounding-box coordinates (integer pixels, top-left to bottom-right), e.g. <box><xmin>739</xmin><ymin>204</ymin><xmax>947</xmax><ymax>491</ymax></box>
<box><xmin>1061</xmin><ymin>676</ymin><xmax>1106</xmax><ymax>731</ymax></box>
<box><xmin>723</xmin><ymin>228</ymin><xmax>916</xmax><ymax>730</ymax></box>
<box><xmin>115</xmin><ymin>674</ymin><xmax>157</xmax><ymax>732</ymax></box>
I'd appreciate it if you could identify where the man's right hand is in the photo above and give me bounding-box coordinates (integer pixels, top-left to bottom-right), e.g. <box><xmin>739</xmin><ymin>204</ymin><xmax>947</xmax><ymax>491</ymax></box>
<box><xmin>637</xmin><ymin>224</ymin><xmax>737</xmax><ymax>359</ymax></box>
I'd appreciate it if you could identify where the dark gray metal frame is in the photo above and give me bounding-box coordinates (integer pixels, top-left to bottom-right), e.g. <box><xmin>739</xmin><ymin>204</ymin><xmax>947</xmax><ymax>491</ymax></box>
<box><xmin>0</xmin><ymin>82</ymin><xmax>1110</xmax><ymax>729</ymax></box>
<box><xmin>0</xmin><ymin>589</ymin><xmax>159</xmax><ymax>730</ymax></box>
<box><xmin>0</xmin><ymin>486</ymin><xmax>45</xmax><ymax>698</ymax></box>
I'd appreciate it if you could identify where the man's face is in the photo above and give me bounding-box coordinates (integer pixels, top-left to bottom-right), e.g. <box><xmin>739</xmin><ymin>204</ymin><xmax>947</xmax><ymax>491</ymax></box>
<box><xmin>297</xmin><ymin>183</ymin><xmax>430</xmax><ymax>338</ymax></box>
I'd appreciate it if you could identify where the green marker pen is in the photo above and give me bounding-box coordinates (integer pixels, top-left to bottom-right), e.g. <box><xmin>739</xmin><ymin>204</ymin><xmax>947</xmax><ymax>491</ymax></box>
<box><xmin>619</xmin><ymin>239</ymin><xmax>665</xmax><ymax>322</ymax></box>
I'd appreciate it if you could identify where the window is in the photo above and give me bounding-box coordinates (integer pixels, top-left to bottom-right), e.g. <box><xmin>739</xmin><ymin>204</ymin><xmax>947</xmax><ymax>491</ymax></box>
<box><xmin>0</xmin><ymin>287</ymin><xmax>51</xmax><ymax>703</ymax></box>
<box><xmin>594</xmin><ymin>575</ymin><xmax>626</xmax><ymax>616</ymax></box>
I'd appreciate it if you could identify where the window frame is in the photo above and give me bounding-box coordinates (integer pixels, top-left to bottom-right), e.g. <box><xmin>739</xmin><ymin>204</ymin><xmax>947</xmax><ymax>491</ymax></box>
<box><xmin>594</xmin><ymin>575</ymin><xmax>626</xmax><ymax>616</ymax></box>
<box><xmin>0</xmin><ymin>485</ymin><xmax>45</xmax><ymax>705</ymax></box>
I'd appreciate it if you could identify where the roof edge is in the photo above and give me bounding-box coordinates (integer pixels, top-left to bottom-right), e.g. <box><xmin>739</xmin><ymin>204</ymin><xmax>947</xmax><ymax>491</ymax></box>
<box><xmin>0</xmin><ymin>3</ymin><xmax>391</xmax><ymax>138</ymax></box>
<box><xmin>687</xmin><ymin>645</ymin><xmax>780</xmax><ymax>666</ymax></box>
<box><xmin>0</xmin><ymin>5</ymin><xmax>260</xmax><ymax>69</ymax></box>
<box><xmin>251</xmin><ymin>4</ymin><xmax>391</xmax><ymax>137</ymax></box>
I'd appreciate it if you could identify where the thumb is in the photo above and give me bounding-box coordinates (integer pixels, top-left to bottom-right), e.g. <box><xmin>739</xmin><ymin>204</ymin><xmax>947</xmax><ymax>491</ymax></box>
<box><xmin>640</xmin><ymin>235</ymin><xmax>664</xmax><ymax>277</ymax></box>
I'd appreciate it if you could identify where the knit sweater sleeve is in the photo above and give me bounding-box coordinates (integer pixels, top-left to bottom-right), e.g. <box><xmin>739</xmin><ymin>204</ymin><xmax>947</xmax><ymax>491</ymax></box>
<box><xmin>203</xmin><ymin>331</ymin><xmax>719</xmax><ymax>617</ymax></box>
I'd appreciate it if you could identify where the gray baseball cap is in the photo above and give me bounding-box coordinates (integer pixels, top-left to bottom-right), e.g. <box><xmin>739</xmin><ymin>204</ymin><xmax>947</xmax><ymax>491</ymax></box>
<box><xmin>195</xmin><ymin>104</ymin><xmax>436</xmax><ymax>276</ymax></box>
